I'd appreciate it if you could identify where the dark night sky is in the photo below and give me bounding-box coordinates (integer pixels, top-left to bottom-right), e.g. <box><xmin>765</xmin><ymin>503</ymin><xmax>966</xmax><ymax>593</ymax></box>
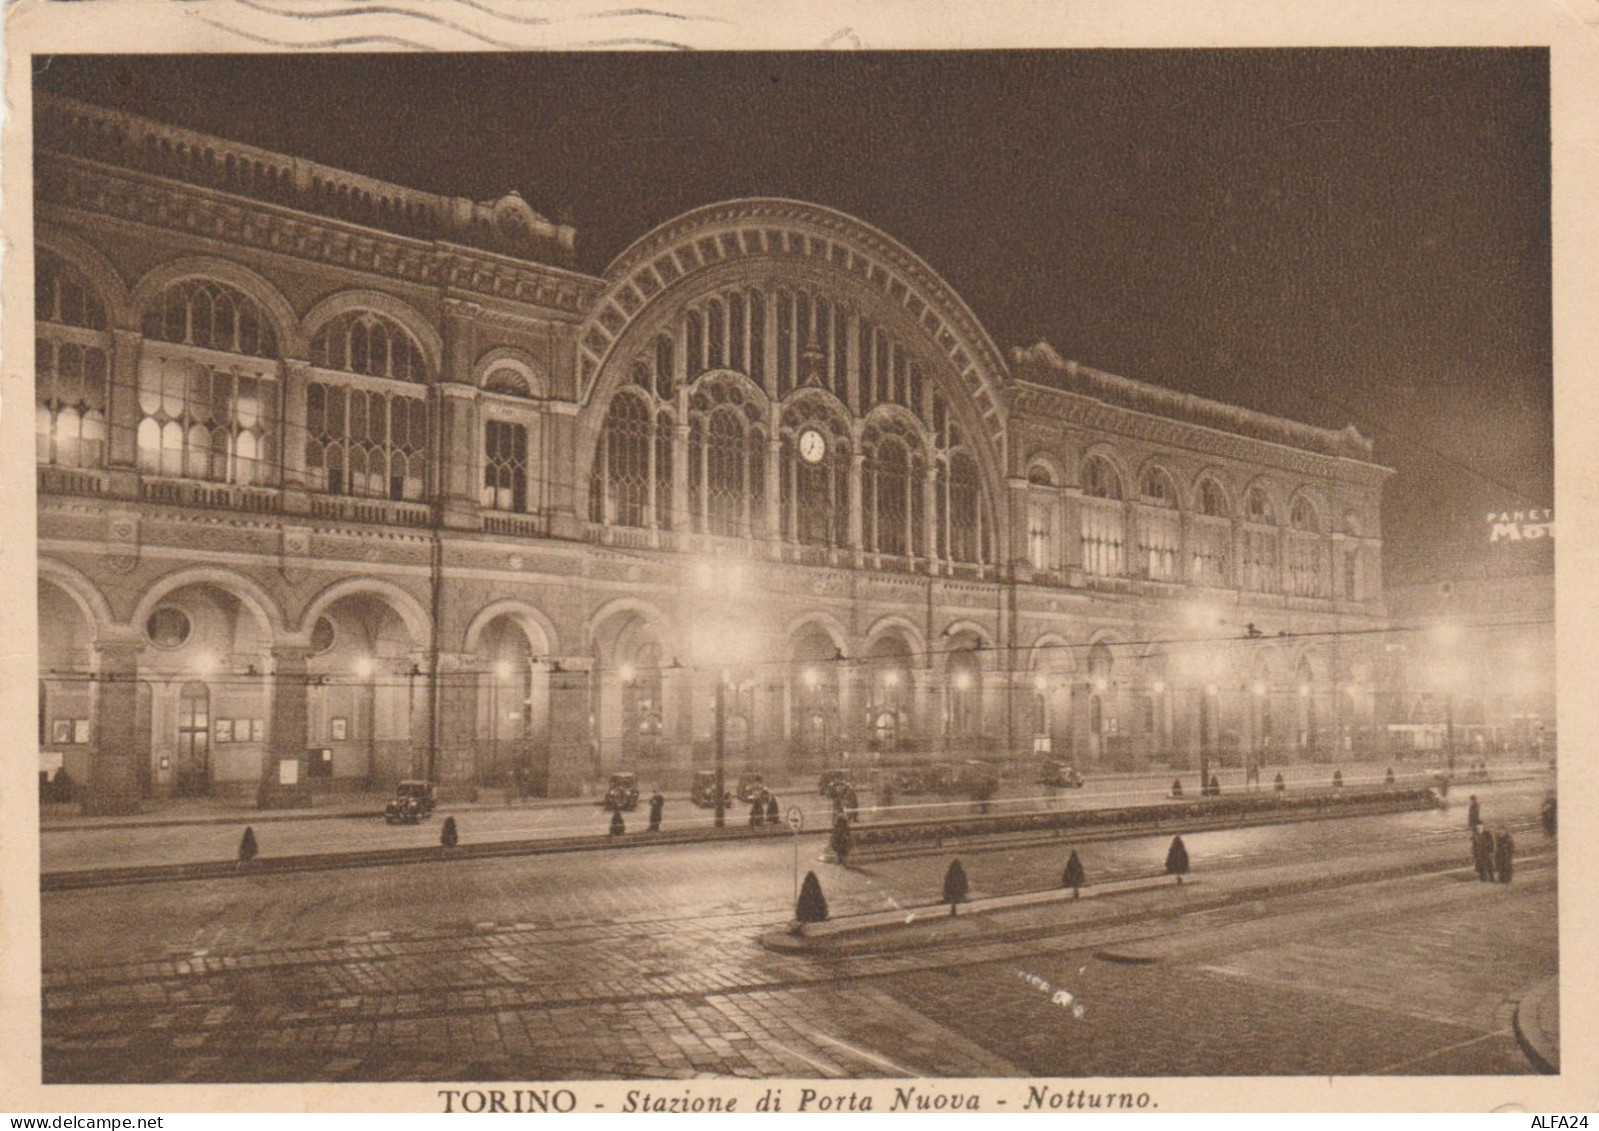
<box><xmin>35</xmin><ymin>51</ymin><xmax>1552</xmax><ymax>587</ymax></box>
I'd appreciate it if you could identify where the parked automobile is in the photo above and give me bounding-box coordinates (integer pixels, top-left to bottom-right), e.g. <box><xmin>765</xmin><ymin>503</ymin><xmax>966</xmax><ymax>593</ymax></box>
<box><xmin>384</xmin><ymin>780</ymin><xmax>437</xmax><ymax>825</ymax></box>
<box><xmin>1040</xmin><ymin>761</ymin><xmax>1085</xmax><ymax>789</ymax></box>
<box><xmin>690</xmin><ymin>770</ymin><xmax>733</xmax><ymax>809</ymax></box>
<box><xmin>603</xmin><ymin>772</ymin><xmax>640</xmax><ymax>812</ymax></box>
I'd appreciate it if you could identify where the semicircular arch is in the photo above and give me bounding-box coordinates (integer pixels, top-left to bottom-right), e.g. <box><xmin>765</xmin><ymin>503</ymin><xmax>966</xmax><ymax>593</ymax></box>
<box><xmin>130</xmin><ymin>566</ymin><xmax>286</xmax><ymax>641</ymax></box>
<box><xmin>295</xmin><ymin>577</ymin><xmax>430</xmax><ymax>644</ymax></box>
<box><xmin>130</xmin><ymin>256</ymin><xmax>304</xmax><ymax>358</ymax></box>
<box><xmin>36</xmin><ymin>226</ymin><xmax>134</xmax><ymax>329</ymax></box>
<box><xmin>462</xmin><ymin>600</ymin><xmax>559</xmax><ymax>657</ymax></box>
<box><xmin>39</xmin><ymin>558</ymin><xmax>116</xmax><ymax>639</ymax></box>
<box><xmin>302</xmin><ymin>289</ymin><xmax>443</xmax><ymax>377</ymax></box>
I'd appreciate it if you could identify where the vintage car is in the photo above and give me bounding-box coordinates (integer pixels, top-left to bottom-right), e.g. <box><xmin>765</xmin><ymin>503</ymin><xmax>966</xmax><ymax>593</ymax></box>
<box><xmin>690</xmin><ymin>770</ymin><xmax>733</xmax><ymax>809</ymax></box>
<box><xmin>603</xmin><ymin>772</ymin><xmax>641</xmax><ymax>812</ymax></box>
<box><xmin>1040</xmin><ymin>761</ymin><xmax>1085</xmax><ymax>789</ymax></box>
<box><xmin>384</xmin><ymin>779</ymin><xmax>437</xmax><ymax>825</ymax></box>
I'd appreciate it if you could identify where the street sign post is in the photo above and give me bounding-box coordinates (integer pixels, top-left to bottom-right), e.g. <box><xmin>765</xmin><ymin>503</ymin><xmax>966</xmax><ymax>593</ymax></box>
<box><xmin>787</xmin><ymin>806</ymin><xmax>805</xmax><ymax>899</ymax></box>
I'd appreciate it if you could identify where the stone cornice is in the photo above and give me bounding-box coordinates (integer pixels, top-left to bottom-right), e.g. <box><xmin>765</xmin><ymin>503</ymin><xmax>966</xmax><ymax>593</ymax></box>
<box><xmin>38</xmin><ymin>152</ymin><xmax>604</xmax><ymax>318</ymax></box>
<box><xmin>1010</xmin><ymin>380</ymin><xmax>1391</xmax><ymax>489</ymax></box>
<box><xmin>37</xmin><ymin>93</ymin><xmax>579</xmax><ymax>267</ymax></box>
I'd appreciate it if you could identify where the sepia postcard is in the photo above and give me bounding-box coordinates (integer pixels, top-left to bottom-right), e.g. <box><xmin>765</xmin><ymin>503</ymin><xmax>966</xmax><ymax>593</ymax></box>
<box><xmin>2</xmin><ymin>0</ymin><xmax>1596</xmax><ymax>1116</ymax></box>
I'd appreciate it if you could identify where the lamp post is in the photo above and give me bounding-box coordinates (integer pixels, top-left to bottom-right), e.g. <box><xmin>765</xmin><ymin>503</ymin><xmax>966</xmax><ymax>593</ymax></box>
<box><xmin>714</xmin><ymin>668</ymin><xmax>727</xmax><ymax>829</ymax></box>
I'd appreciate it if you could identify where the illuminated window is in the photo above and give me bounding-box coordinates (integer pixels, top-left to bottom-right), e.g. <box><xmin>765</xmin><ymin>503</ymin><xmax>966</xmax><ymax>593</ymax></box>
<box><xmin>35</xmin><ymin>254</ymin><xmax>110</xmax><ymax>469</ymax></box>
<box><xmin>1139</xmin><ymin>468</ymin><xmax>1179</xmax><ymax>581</ymax></box>
<box><xmin>138</xmin><ymin>357</ymin><xmax>279</xmax><ymax>485</ymax></box>
<box><xmin>482</xmin><ymin>420</ymin><xmax>527</xmax><ymax>512</ymax></box>
<box><xmin>1080</xmin><ymin>457</ymin><xmax>1124</xmax><ymax>577</ymax></box>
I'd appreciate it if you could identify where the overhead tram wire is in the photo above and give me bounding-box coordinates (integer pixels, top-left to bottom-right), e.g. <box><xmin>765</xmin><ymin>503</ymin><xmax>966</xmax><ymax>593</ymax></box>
<box><xmin>40</xmin><ymin>612</ymin><xmax>1554</xmax><ymax>690</ymax></box>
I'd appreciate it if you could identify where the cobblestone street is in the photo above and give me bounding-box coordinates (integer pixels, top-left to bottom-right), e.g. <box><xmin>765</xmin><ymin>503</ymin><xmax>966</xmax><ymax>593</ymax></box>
<box><xmin>41</xmin><ymin>782</ymin><xmax>1558</xmax><ymax>1082</ymax></box>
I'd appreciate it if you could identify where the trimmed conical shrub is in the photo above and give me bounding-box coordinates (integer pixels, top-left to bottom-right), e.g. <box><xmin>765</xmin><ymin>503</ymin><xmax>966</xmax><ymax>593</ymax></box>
<box><xmin>1274</xmin><ymin>772</ymin><xmax>1286</xmax><ymax>792</ymax></box>
<box><xmin>829</xmin><ymin>816</ymin><xmax>852</xmax><ymax>864</ymax></box>
<box><xmin>795</xmin><ymin>871</ymin><xmax>829</xmax><ymax>924</ymax></box>
<box><xmin>1332</xmin><ymin>769</ymin><xmax>1344</xmax><ymax>788</ymax></box>
<box><xmin>1385</xmin><ymin>766</ymin><xmax>1396</xmax><ymax>786</ymax></box>
<box><xmin>942</xmin><ymin>859</ymin><xmax>969</xmax><ymax>916</ymax></box>
<box><xmin>609</xmin><ymin>810</ymin><xmax>626</xmax><ymax>837</ymax></box>
<box><xmin>1171</xmin><ymin>778</ymin><xmax>1184</xmax><ymax>798</ymax></box>
<box><xmin>238</xmin><ymin>826</ymin><xmax>258</xmax><ymax>863</ymax></box>
<box><xmin>1165</xmin><ymin>835</ymin><xmax>1190</xmax><ymax>884</ymax></box>
<box><xmin>1208</xmin><ymin>773</ymin><xmax>1221</xmax><ymax>796</ymax></box>
<box><xmin>440</xmin><ymin>816</ymin><xmax>459</xmax><ymax>848</ymax></box>
<box><xmin>1063</xmin><ymin>849</ymin><xmax>1085</xmax><ymax>898</ymax></box>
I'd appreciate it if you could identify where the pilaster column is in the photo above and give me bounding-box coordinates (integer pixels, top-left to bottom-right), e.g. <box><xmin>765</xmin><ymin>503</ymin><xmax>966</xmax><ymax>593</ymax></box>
<box><xmin>848</xmin><ymin>452</ymin><xmax>865</xmax><ymax>550</ymax></box>
<box><xmin>762</xmin><ymin>286</ymin><xmax>780</xmax><ymax>399</ymax></box>
<box><xmin>1179</xmin><ymin>511</ymin><xmax>1193</xmax><ymax>584</ymax></box>
<box><xmin>84</xmin><ymin>636</ymin><xmax>143</xmax><ymax>815</ymax></box>
<box><xmin>845</xmin><ymin>310</ymin><xmax>861</xmax><ymax>412</ymax></box>
<box><xmin>1006</xmin><ymin>476</ymin><xmax>1030</xmax><ymax>572</ymax></box>
<box><xmin>673</xmin><ymin>423</ymin><xmax>691</xmax><ymax>536</ymax></box>
<box><xmin>268</xmin><ymin>645</ymin><xmax>310</xmax><ymax>759</ymax></box>
<box><xmin>765</xmin><ymin>436</ymin><xmax>782</xmax><ymax>542</ymax></box>
<box><xmin>279</xmin><ymin>360</ymin><xmax>312</xmax><ymax>511</ymax></box>
<box><xmin>433</xmin><ymin>651</ymin><xmax>478</xmax><ymax>799</ymax></box>
<box><xmin>924</xmin><ymin>466</ymin><xmax>940</xmax><ymax>573</ymax></box>
<box><xmin>1062</xmin><ymin>486</ymin><xmax>1085</xmax><ymax>572</ymax></box>
<box><xmin>547</xmin><ymin>658</ymin><xmax>594</xmax><ymax>797</ymax></box>
<box><xmin>438</xmin><ymin>383</ymin><xmax>481</xmax><ymax>530</ymax></box>
<box><xmin>105</xmin><ymin>329</ymin><xmax>143</xmax><ymax>476</ymax></box>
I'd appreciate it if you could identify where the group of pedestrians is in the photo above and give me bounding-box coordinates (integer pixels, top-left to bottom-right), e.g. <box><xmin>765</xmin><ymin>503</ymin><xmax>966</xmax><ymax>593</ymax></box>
<box><xmin>749</xmin><ymin>789</ymin><xmax>782</xmax><ymax>827</ymax></box>
<box><xmin>1466</xmin><ymin>794</ymin><xmax>1515</xmax><ymax>884</ymax></box>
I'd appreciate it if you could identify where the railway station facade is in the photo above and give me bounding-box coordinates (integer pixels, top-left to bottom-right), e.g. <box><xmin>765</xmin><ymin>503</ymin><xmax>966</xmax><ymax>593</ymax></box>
<box><xmin>32</xmin><ymin>94</ymin><xmax>1393</xmax><ymax>812</ymax></box>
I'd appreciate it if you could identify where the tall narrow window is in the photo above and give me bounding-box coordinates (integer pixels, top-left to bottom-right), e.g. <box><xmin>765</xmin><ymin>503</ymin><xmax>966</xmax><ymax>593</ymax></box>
<box><xmin>776</xmin><ymin>292</ymin><xmax>793</xmax><ymax>398</ymax></box>
<box><xmin>948</xmin><ymin>453</ymin><xmax>981</xmax><ymax>563</ymax></box>
<box><xmin>1080</xmin><ymin>457</ymin><xmax>1124</xmax><ymax>578</ymax></box>
<box><xmin>728</xmin><ymin>292</ymin><xmax>746</xmax><ymax>374</ymax></box>
<box><xmin>707</xmin><ymin>300</ymin><xmax>725</xmax><ymax>370</ymax></box>
<box><xmin>36</xmin><ymin>254</ymin><xmax>111</xmax><ymax>469</ymax></box>
<box><xmin>482</xmin><ymin>420</ymin><xmax>527</xmax><ymax>512</ymax></box>
<box><xmin>595</xmin><ymin>394</ymin><xmax>651</xmax><ymax>528</ymax></box>
<box><xmin>655</xmin><ymin>413</ymin><xmax>675</xmax><ymax>530</ymax></box>
<box><xmin>1243</xmin><ymin>486</ymin><xmax>1278</xmax><ymax>592</ymax></box>
<box><xmin>1192</xmin><ymin>478</ymin><xmax>1231</xmax><ymax>587</ymax></box>
<box><xmin>706</xmin><ymin>409</ymin><xmax>744</xmax><ymax>537</ymax></box>
<box><xmin>1029</xmin><ymin>501</ymin><xmax>1053</xmax><ymax>572</ymax></box>
<box><xmin>748</xmin><ymin>290</ymin><xmax>766</xmax><ymax>388</ymax></box>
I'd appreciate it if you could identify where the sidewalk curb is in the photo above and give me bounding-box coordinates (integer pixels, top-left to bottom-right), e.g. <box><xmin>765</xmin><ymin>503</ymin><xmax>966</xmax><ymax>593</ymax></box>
<box><xmin>1512</xmin><ymin>977</ymin><xmax>1560</xmax><ymax>1074</ymax></box>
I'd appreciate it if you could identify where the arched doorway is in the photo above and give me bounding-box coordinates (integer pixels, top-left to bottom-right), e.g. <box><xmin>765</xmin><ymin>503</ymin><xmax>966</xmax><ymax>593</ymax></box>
<box><xmin>789</xmin><ymin>625</ymin><xmax>843</xmax><ymax>771</ymax></box>
<box><xmin>1086</xmin><ymin>641</ymin><xmax>1115</xmax><ymax>767</ymax></box>
<box><xmin>944</xmin><ymin>634</ymin><xmax>985</xmax><ymax>755</ymax></box>
<box><xmin>303</xmin><ymin>591</ymin><xmax>420</xmax><ymax>789</ymax></box>
<box><xmin>133</xmin><ymin>578</ymin><xmax>274</xmax><ymax>798</ymax></box>
<box><xmin>590</xmin><ymin>608</ymin><xmax>671</xmax><ymax>785</ymax></box>
<box><xmin>864</xmin><ymin>633</ymin><xmax>914</xmax><ymax>759</ymax></box>
<box><xmin>473</xmin><ymin>616</ymin><xmax>551</xmax><ymax>795</ymax></box>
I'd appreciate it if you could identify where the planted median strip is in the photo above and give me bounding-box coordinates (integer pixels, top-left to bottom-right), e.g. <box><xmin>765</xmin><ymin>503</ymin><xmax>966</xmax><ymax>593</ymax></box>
<box><xmin>40</xmin><ymin>785</ymin><xmax>1440</xmax><ymax>892</ymax></box>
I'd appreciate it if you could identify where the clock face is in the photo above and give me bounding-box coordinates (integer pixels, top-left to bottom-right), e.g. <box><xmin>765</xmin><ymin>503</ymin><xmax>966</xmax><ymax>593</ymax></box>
<box><xmin>798</xmin><ymin>428</ymin><xmax>827</xmax><ymax>464</ymax></box>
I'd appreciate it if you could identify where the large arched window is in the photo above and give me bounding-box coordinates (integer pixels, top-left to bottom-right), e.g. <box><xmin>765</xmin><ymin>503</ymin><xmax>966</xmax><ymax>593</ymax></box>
<box><xmin>36</xmin><ymin>253</ymin><xmax>111</xmax><ymax>469</ymax></box>
<box><xmin>947</xmin><ymin>452</ymin><xmax>983</xmax><ymax>564</ymax></box>
<box><xmin>143</xmin><ymin>278</ymin><xmax>277</xmax><ymax>358</ymax></box>
<box><xmin>1243</xmin><ymin>485</ymin><xmax>1279</xmax><ymax>592</ymax></box>
<box><xmin>1138</xmin><ymin>466</ymin><xmax>1180</xmax><ymax>582</ymax></box>
<box><xmin>592</xmin><ymin>393</ymin><xmax>652</xmax><ymax>528</ymax></box>
<box><xmin>1080</xmin><ymin>456</ymin><xmax>1125</xmax><ymax>578</ymax></box>
<box><xmin>1287</xmin><ymin>495</ymin><xmax>1327</xmax><ymax>597</ymax></box>
<box><xmin>1190</xmin><ymin>476</ymin><xmax>1232</xmax><ymax>587</ymax></box>
<box><xmin>705</xmin><ymin>409</ymin><xmax>745</xmax><ymax>536</ymax></box>
<box><xmin>310</xmin><ymin>310</ymin><xmax>428</xmax><ymax>382</ymax></box>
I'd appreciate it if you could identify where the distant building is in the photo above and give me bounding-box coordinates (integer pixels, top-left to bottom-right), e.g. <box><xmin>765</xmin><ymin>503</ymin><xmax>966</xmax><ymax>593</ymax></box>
<box><xmin>34</xmin><ymin>94</ymin><xmax>1392</xmax><ymax>813</ymax></box>
<box><xmin>1383</xmin><ymin>571</ymin><xmax>1555</xmax><ymax>762</ymax></box>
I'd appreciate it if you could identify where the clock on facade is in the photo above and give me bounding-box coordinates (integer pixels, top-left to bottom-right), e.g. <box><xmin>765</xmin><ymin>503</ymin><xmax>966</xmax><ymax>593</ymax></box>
<box><xmin>798</xmin><ymin>428</ymin><xmax>827</xmax><ymax>464</ymax></box>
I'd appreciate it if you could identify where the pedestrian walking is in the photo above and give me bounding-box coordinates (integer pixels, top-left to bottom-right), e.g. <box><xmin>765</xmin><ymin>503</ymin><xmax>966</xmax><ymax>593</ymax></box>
<box><xmin>1467</xmin><ymin>794</ymin><xmax>1480</xmax><ymax>830</ymax></box>
<box><xmin>647</xmin><ymin>790</ymin><xmax>664</xmax><ymax>833</ymax></box>
<box><xmin>844</xmin><ymin>785</ymin><xmax>860</xmax><ymax>824</ymax></box>
<box><xmin>764</xmin><ymin>790</ymin><xmax>781</xmax><ymax>825</ymax></box>
<box><xmin>1494</xmin><ymin>828</ymin><xmax>1515</xmax><ymax>884</ymax></box>
<box><xmin>1541</xmin><ymin>795</ymin><xmax>1556</xmax><ymax>838</ymax></box>
<box><xmin>749</xmin><ymin>797</ymin><xmax>764</xmax><ymax>828</ymax></box>
<box><xmin>1471</xmin><ymin>826</ymin><xmax>1493</xmax><ymax>882</ymax></box>
<box><xmin>1208</xmin><ymin>772</ymin><xmax>1221</xmax><ymax>797</ymax></box>
<box><xmin>609</xmin><ymin>810</ymin><xmax>625</xmax><ymax>837</ymax></box>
